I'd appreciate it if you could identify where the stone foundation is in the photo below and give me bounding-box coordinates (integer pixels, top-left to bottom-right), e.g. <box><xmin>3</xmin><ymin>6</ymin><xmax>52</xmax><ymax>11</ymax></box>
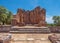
<box><xmin>10</xmin><ymin>34</ymin><xmax>51</xmax><ymax>43</ymax></box>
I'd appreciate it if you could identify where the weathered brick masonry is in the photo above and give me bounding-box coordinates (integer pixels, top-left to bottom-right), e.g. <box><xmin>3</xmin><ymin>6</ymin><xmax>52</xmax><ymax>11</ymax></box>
<box><xmin>12</xmin><ymin>6</ymin><xmax>46</xmax><ymax>26</ymax></box>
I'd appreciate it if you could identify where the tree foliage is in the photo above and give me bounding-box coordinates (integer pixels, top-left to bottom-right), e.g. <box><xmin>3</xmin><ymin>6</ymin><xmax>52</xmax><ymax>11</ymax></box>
<box><xmin>6</xmin><ymin>11</ymin><xmax>13</xmax><ymax>24</ymax></box>
<box><xmin>53</xmin><ymin>16</ymin><xmax>60</xmax><ymax>26</ymax></box>
<box><xmin>0</xmin><ymin>6</ymin><xmax>13</xmax><ymax>25</ymax></box>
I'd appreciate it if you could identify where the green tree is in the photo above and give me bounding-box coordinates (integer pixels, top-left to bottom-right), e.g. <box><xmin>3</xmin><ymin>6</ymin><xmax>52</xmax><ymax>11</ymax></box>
<box><xmin>53</xmin><ymin>16</ymin><xmax>60</xmax><ymax>26</ymax></box>
<box><xmin>0</xmin><ymin>14</ymin><xmax>7</xmax><ymax>25</ymax></box>
<box><xmin>6</xmin><ymin>11</ymin><xmax>13</xmax><ymax>24</ymax></box>
<box><xmin>0</xmin><ymin>6</ymin><xmax>13</xmax><ymax>25</ymax></box>
<box><xmin>0</xmin><ymin>6</ymin><xmax>7</xmax><ymax>14</ymax></box>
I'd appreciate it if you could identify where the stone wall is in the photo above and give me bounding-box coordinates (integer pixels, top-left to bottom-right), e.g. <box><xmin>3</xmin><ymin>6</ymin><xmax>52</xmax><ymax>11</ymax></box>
<box><xmin>49</xmin><ymin>26</ymin><xmax>60</xmax><ymax>33</ymax></box>
<box><xmin>0</xmin><ymin>25</ymin><xmax>11</xmax><ymax>32</ymax></box>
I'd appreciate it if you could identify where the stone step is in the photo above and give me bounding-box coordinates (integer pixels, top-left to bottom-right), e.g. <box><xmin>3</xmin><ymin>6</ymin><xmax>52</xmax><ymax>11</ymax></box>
<box><xmin>10</xmin><ymin>27</ymin><xmax>51</xmax><ymax>33</ymax></box>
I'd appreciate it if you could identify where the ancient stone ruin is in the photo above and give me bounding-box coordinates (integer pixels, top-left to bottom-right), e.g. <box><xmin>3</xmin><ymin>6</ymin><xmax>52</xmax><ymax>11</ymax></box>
<box><xmin>12</xmin><ymin>6</ymin><xmax>46</xmax><ymax>27</ymax></box>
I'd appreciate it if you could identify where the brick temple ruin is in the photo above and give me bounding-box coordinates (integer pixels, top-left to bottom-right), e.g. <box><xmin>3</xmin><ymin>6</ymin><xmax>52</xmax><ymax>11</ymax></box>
<box><xmin>12</xmin><ymin>6</ymin><xmax>46</xmax><ymax>27</ymax></box>
<box><xmin>0</xmin><ymin>6</ymin><xmax>60</xmax><ymax>43</ymax></box>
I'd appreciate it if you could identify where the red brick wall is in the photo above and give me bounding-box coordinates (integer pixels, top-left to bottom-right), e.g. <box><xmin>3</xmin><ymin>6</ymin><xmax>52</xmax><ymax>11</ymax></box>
<box><xmin>12</xmin><ymin>6</ymin><xmax>46</xmax><ymax>26</ymax></box>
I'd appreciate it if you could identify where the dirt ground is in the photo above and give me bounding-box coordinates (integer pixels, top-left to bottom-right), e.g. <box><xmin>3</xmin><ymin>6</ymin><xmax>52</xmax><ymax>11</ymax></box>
<box><xmin>11</xmin><ymin>34</ymin><xmax>52</xmax><ymax>43</ymax></box>
<box><xmin>0</xmin><ymin>33</ymin><xmax>60</xmax><ymax>43</ymax></box>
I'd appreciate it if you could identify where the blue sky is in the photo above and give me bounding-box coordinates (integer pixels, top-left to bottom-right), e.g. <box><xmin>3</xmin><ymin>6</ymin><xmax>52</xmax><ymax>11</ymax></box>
<box><xmin>0</xmin><ymin>0</ymin><xmax>60</xmax><ymax>23</ymax></box>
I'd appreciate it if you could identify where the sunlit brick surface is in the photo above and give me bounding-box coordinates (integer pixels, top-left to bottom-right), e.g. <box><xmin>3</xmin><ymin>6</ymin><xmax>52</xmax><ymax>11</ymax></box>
<box><xmin>11</xmin><ymin>34</ymin><xmax>51</xmax><ymax>43</ymax></box>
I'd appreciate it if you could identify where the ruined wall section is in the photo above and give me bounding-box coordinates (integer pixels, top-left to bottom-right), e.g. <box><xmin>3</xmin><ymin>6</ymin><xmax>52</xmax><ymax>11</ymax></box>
<box><xmin>12</xmin><ymin>6</ymin><xmax>46</xmax><ymax>27</ymax></box>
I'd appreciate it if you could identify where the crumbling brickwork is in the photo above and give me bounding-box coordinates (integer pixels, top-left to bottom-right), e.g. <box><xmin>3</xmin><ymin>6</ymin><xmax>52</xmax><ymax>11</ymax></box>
<box><xmin>12</xmin><ymin>6</ymin><xmax>46</xmax><ymax>27</ymax></box>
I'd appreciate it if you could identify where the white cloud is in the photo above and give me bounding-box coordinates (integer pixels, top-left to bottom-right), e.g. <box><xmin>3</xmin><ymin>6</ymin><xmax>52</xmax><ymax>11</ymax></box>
<box><xmin>46</xmin><ymin>15</ymin><xmax>53</xmax><ymax>23</ymax></box>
